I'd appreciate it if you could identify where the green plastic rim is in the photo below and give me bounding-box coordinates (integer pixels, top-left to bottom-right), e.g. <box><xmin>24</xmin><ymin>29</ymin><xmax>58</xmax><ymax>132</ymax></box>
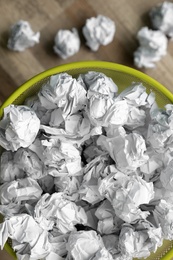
<box><xmin>0</xmin><ymin>61</ymin><xmax>173</xmax><ymax>116</ymax></box>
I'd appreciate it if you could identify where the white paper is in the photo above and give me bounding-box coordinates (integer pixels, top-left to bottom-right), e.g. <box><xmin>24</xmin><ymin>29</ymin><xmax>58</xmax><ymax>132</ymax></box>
<box><xmin>137</xmin><ymin>27</ymin><xmax>168</xmax><ymax>55</ymax></box>
<box><xmin>125</xmin><ymin>106</ymin><xmax>146</xmax><ymax>130</ymax></box>
<box><xmin>82</xmin><ymin>15</ymin><xmax>115</xmax><ymax>51</ymax></box>
<box><xmin>34</xmin><ymin>192</ymin><xmax>88</xmax><ymax>233</ymax></box>
<box><xmin>0</xmin><ymin>214</ymin><xmax>50</xmax><ymax>258</ymax></box>
<box><xmin>0</xmin><ymin>150</ymin><xmax>25</xmax><ymax>183</ymax></box>
<box><xmin>82</xmin><ymin>73</ymin><xmax>123</xmax><ymax>127</ymax></box>
<box><xmin>116</xmin><ymin>83</ymin><xmax>148</xmax><ymax>106</ymax></box>
<box><xmin>147</xmin><ymin>106</ymin><xmax>173</xmax><ymax>152</ymax></box>
<box><xmin>102</xmin><ymin>234</ymin><xmax>132</xmax><ymax>260</ymax></box>
<box><xmin>48</xmin><ymin>227</ymin><xmax>69</xmax><ymax>257</ymax></box>
<box><xmin>150</xmin><ymin>1</ymin><xmax>173</xmax><ymax>38</ymax></box>
<box><xmin>82</xmin><ymin>140</ymin><xmax>104</xmax><ymax>163</ymax></box>
<box><xmin>0</xmin><ymin>202</ymin><xmax>23</xmax><ymax>217</ymax></box>
<box><xmin>0</xmin><ymin>177</ymin><xmax>42</xmax><ymax>205</ymax></box>
<box><xmin>134</xmin><ymin>27</ymin><xmax>168</xmax><ymax>68</ymax></box>
<box><xmin>87</xmin><ymin>97</ymin><xmax>129</xmax><ymax>127</ymax></box>
<box><xmin>13</xmin><ymin>228</ymin><xmax>68</xmax><ymax>260</ymax></box>
<box><xmin>38</xmin><ymin>175</ymin><xmax>55</xmax><ymax>194</ymax></box>
<box><xmin>0</xmin><ymin>105</ymin><xmax>40</xmax><ymax>151</ymax></box>
<box><xmin>140</xmin><ymin>148</ymin><xmax>163</xmax><ymax>178</ymax></box>
<box><xmin>41</xmin><ymin>138</ymin><xmax>82</xmax><ymax>177</ymax></box>
<box><xmin>79</xmin><ymin>71</ymin><xmax>118</xmax><ymax>97</ymax></box>
<box><xmin>95</xmin><ymin>200</ymin><xmax>124</xmax><ymax>234</ymax></box>
<box><xmin>25</xmin><ymin>95</ymin><xmax>52</xmax><ymax>125</ymax></box>
<box><xmin>54</xmin><ymin>175</ymin><xmax>81</xmax><ymax>201</ymax></box>
<box><xmin>41</xmin><ymin>111</ymin><xmax>91</xmax><ymax>139</ymax></box>
<box><xmin>97</xmin><ymin>128</ymin><xmax>148</xmax><ymax>172</ymax></box>
<box><xmin>54</xmin><ymin>28</ymin><xmax>80</xmax><ymax>59</ymax></box>
<box><xmin>151</xmin><ymin>179</ymin><xmax>173</xmax><ymax>205</ymax></box>
<box><xmin>28</xmin><ymin>138</ymin><xmax>45</xmax><ymax>161</ymax></box>
<box><xmin>13</xmin><ymin>148</ymin><xmax>45</xmax><ymax>179</ymax></box>
<box><xmin>44</xmin><ymin>252</ymin><xmax>65</xmax><ymax>260</ymax></box>
<box><xmin>7</xmin><ymin>20</ymin><xmax>40</xmax><ymax>51</ymax></box>
<box><xmin>66</xmin><ymin>230</ymin><xmax>104</xmax><ymax>260</ymax></box>
<box><xmin>91</xmin><ymin>248</ymin><xmax>114</xmax><ymax>260</ymax></box>
<box><xmin>79</xmin><ymin>154</ymin><xmax>110</xmax><ymax>204</ymax></box>
<box><xmin>1</xmin><ymin>71</ymin><xmax>173</xmax><ymax>259</ymax></box>
<box><xmin>118</xmin><ymin>220</ymin><xmax>163</xmax><ymax>258</ymax></box>
<box><xmin>160</xmin><ymin>159</ymin><xmax>173</xmax><ymax>191</ymax></box>
<box><xmin>153</xmin><ymin>200</ymin><xmax>173</xmax><ymax>240</ymax></box>
<box><xmin>38</xmin><ymin>73</ymin><xmax>87</xmax><ymax>115</ymax></box>
<box><xmin>98</xmin><ymin>170</ymin><xmax>154</xmax><ymax>223</ymax></box>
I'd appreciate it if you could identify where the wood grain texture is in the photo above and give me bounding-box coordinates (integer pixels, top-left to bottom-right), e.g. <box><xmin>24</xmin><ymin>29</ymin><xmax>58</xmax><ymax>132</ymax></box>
<box><xmin>0</xmin><ymin>0</ymin><xmax>173</xmax><ymax>259</ymax></box>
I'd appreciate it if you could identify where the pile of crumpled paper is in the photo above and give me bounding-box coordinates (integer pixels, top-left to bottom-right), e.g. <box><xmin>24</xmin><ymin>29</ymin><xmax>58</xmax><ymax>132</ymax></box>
<box><xmin>0</xmin><ymin>71</ymin><xmax>173</xmax><ymax>260</ymax></box>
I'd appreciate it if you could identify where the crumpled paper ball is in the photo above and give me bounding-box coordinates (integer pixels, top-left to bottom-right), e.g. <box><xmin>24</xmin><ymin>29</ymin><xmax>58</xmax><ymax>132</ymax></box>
<box><xmin>118</xmin><ymin>219</ymin><xmax>163</xmax><ymax>258</ymax></box>
<box><xmin>0</xmin><ymin>150</ymin><xmax>25</xmax><ymax>183</ymax></box>
<box><xmin>0</xmin><ymin>177</ymin><xmax>42</xmax><ymax>205</ymax></box>
<box><xmin>7</xmin><ymin>20</ymin><xmax>40</xmax><ymax>51</ymax></box>
<box><xmin>134</xmin><ymin>27</ymin><xmax>168</xmax><ymax>68</ymax></box>
<box><xmin>0</xmin><ymin>105</ymin><xmax>40</xmax><ymax>151</ymax></box>
<box><xmin>82</xmin><ymin>15</ymin><xmax>116</xmax><ymax>51</ymax></box>
<box><xmin>54</xmin><ymin>28</ymin><xmax>80</xmax><ymax>59</ymax></box>
<box><xmin>34</xmin><ymin>192</ymin><xmax>88</xmax><ymax>233</ymax></box>
<box><xmin>153</xmin><ymin>199</ymin><xmax>173</xmax><ymax>240</ymax></box>
<box><xmin>66</xmin><ymin>230</ymin><xmax>105</xmax><ymax>260</ymax></box>
<box><xmin>38</xmin><ymin>73</ymin><xmax>87</xmax><ymax>115</ymax></box>
<box><xmin>150</xmin><ymin>1</ymin><xmax>173</xmax><ymax>38</ymax></box>
<box><xmin>98</xmin><ymin>170</ymin><xmax>154</xmax><ymax>223</ymax></box>
<box><xmin>97</xmin><ymin>127</ymin><xmax>149</xmax><ymax>172</ymax></box>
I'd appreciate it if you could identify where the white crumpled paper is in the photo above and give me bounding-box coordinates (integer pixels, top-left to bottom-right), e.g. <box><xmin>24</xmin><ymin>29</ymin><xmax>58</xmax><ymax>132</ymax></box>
<box><xmin>150</xmin><ymin>179</ymin><xmax>173</xmax><ymax>206</ymax></box>
<box><xmin>38</xmin><ymin>175</ymin><xmax>54</xmax><ymax>194</ymax></box>
<box><xmin>78</xmin><ymin>71</ymin><xmax>118</xmax><ymax>96</ymax></box>
<box><xmin>40</xmin><ymin>111</ymin><xmax>92</xmax><ymax>140</ymax></box>
<box><xmin>115</xmin><ymin>83</ymin><xmax>150</xmax><ymax>107</ymax></box>
<box><xmin>0</xmin><ymin>214</ymin><xmax>52</xmax><ymax>259</ymax></box>
<box><xmin>95</xmin><ymin>199</ymin><xmax>124</xmax><ymax>235</ymax></box>
<box><xmin>79</xmin><ymin>154</ymin><xmax>111</xmax><ymax>204</ymax></box>
<box><xmin>13</xmin><ymin>148</ymin><xmax>45</xmax><ymax>179</ymax></box>
<box><xmin>7</xmin><ymin>20</ymin><xmax>40</xmax><ymax>52</ymax></box>
<box><xmin>0</xmin><ymin>150</ymin><xmax>25</xmax><ymax>183</ymax></box>
<box><xmin>91</xmin><ymin>247</ymin><xmax>114</xmax><ymax>260</ymax></box>
<box><xmin>134</xmin><ymin>26</ymin><xmax>168</xmax><ymax>68</ymax></box>
<box><xmin>150</xmin><ymin>1</ymin><xmax>173</xmax><ymax>38</ymax></box>
<box><xmin>41</xmin><ymin>138</ymin><xmax>82</xmax><ymax>177</ymax></box>
<box><xmin>14</xmin><ymin>225</ymin><xmax>69</xmax><ymax>260</ymax></box>
<box><xmin>82</xmin><ymin>15</ymin><xmax>116</xmax><ymax>51</ymax></box>
<box><xmin>54</xmin><ymin>28</ymin><xmax>80</xmax><ymax>59</ymax></box>
<box><xmin>160</xmin><ymin>159</ymin><xmax>173</xmax><ymax>191</ymax></box>
<box><xmin>27</xmin><ymin>137</ymin><xmax>83</xmax><ymax>177</ymax></box>
<box><xmin>153</xmin><ymin>199</ymin><xmax>173</xmax><ymax>240</ymax></box>
<box><xmin>66</xmin><ymin>230</ymin><xmax>108</xmax><ymax>260</ymax></box>
<box><xmin>25</xmin><ymin>95</ymin><xmax>52</xmax><ymax>125</ymax></box>
<box><xmin>0</xmin><ymin>71</ymin><xmax>173</xmax><ymax>260</ymax></box>
<box><xmin>0</xmin><ymin>177</ymin><xmax>42</xmax><ymax>205</ymax></box>
<box><xmin>147</xmin><ymin>104</ymin><xmax>173</xmax><ymax>152</ymax></box>
<box><xmin>119</xmin><ymin>219</ymin><xmax>163</xmax><ymax>258</ymax></box>
<box><xmin>97</xmin><ymin>127</ymin><xmax>149</xmax><ymax>172</ymax></box>
<box><xmin>48</xmin><ymin>227</ymin><xmax>69</xmax><ymax>258</ymax></box>
<box><xmin>34</xmin><ymin>192</ymin><xmax>88</xmax><ymax>233</ymax></box>
<box><xmin>0</xmin><ymin>105</ymin><xmax>40</xmax><ymax>151</ymax></box>
<box><xmin>87</xmin><ymin>98</ymin><xmax>129</xmax><ymax>127</ymax></box>
<box><xmin>98</xmin><ymin>170</ymin><xmax>154</xmax><ymax>223</ymax></box>
<box><xmin>102</xmin><ymin>234</ymin><xmax>133</xmax><ymax>260</ymax></box>
<box><xmin>38</xmin><ymin>73</ymin><xmax>87</xmax><ymax>114</ymax></box>
<box><xmin>54</xmin><ymin>175</ymin><xmax>82</xmax><ymax>201</ymax></box>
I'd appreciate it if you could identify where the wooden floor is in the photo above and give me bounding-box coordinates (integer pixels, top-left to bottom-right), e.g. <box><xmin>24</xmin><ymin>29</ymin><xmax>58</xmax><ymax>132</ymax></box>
<box><xmin>0</xmin><ymin>0</ymin><xmax>173</xmax><ymax>259</ymax></box>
